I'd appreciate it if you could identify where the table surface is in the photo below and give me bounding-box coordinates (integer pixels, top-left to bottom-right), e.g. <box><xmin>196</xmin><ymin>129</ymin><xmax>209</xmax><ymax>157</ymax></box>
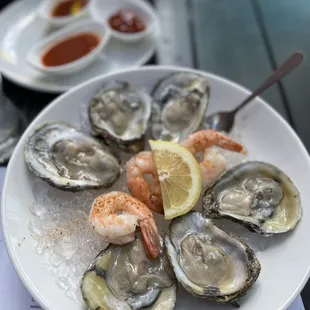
<box><xmin>0</xmin><ymin>0</ymin><xmax>309</xmax><ymax>308</ymax></box>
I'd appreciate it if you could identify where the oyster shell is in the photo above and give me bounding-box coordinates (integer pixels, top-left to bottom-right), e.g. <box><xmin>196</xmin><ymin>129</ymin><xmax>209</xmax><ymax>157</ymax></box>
<box><xmin>165</xmin><ymin>211</ymin><xmax>260</xmax><ymax>304</ymax></box>
<box><xmin>81</xmin><ymin>233</ymin><xmax>177</xmax><ymax>310</ymax></box>
<box><xmin>151</xmin><ymin>72</ymin><xmax>210</xmax><ymax>142</ymax></box>
<box><xmin>24</xmin><ymin>122</ymin><xmax>120</xmax><ymax>191</ymax></box>
<box><xmin>88</xmin><ymin>81</ymin><xmax>152</xmax><ymax>152</ymax></box>
<box><xmin>203</xmin><ymin>161</ymin><xmax>302</xmax><ymax>235</ymax></box>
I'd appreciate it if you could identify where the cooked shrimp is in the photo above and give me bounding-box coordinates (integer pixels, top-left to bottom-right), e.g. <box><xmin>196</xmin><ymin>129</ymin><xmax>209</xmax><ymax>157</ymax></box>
<box><xmin>126</xmin><ymin>151</ymin><xmax>163</xmax><ymax>214</ymax></box>
<box><xmin>180</xmin><ymin>129</ymin><xmax>243</xmax><ymax>154</ymax></box>
<box><xmin>89</xmin><ymin>191</ymin><xmax>161</xmax><ymax>259</ymax></box>
<box><xmin>181</xmin><ymin>130</ymin><xmax>243</xmax><ymax>187</ymax></box>
<box><xmin>126</xmin><ymin>130</ymin><xmax>243</xmax><ymax>212</ymax></box>
<box><xmin>200</xmin><ymin>147</ymin><xmax>227</xmax><ymax>187</ymax></box>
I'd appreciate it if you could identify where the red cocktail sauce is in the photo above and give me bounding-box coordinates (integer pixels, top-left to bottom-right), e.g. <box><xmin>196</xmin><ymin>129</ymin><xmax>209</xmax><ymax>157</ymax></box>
<box><xmin>42</xmin><ymin>33</ymin><xmax>100</xmax><ymax>67</ymax></box>
<box><xmin>108</xmin><ymin>9</ymin><xmax>146</xmax><ymax>33</ymax></box>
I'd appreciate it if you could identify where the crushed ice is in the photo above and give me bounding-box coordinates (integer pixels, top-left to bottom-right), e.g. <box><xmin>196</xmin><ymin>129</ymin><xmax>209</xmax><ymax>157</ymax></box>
<box><xmin>29</xmin><ymin>178</ymin><xmax>108</xmax><ymax>304</ymax></box>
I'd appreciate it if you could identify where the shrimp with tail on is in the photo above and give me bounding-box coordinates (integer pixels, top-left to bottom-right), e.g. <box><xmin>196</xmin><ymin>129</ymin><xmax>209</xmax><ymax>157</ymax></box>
<box><xmin>89</xmin><ymin>191</ymin><xmax>161</xmax><ymax>259</ymax></box>
<box><xmin>126</xmin><ymin>130</ymin><xmax>243</xmax><ymax>213</ymax></box>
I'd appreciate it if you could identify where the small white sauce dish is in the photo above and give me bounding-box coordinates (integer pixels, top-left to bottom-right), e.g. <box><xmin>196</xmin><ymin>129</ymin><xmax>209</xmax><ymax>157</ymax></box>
<box><xmin>37</xmin><ymin>0</ymin><xmax>92</xmax><ymax>28</ymax></box>
<box><xmin>90</xmin><ymin>0</ymin><xmax>160</xmax><ymax>43</ymax></box>
<box><xmin>27</xmin><ymin>20</ymin><xmax>110</xmax><ymax>76</ymax></box>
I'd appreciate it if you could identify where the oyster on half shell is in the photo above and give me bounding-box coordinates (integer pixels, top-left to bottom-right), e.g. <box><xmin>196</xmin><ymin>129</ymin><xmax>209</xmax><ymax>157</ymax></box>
<box><xmin>88</xmin><ymin>81</ymin><xmax>152</xmax><ymax>152</ymax></box>
<box><xmin>203</xmin><ymin>161</ymin><xmax>302</xmax><ymax>235</ymax></box>
<box><xmin>165</xmin><ymin>212</ymin><xmax>260</xmax><ymax>304</ymax></box>
<box><xmin>151</xmin><ymin>72</ymin><xmax>210</xmax><ymax>142</ymax></box>
<box><xmin>24</xmin><ymin>122</ymin><xmax>120</xmax><ymax>191</ymax></box>
<box><xmin>81</xmin><ymin>233</ymin><xmax>177</xmax><ymax>310</ymax></box>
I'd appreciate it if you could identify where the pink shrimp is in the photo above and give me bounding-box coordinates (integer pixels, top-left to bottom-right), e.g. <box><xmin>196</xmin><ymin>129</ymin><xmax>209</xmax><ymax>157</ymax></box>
<box><xmin>126</xmin><ymin>130</ymin><xmax>243</xmax><ymax>212</ymax></box>
<box><xmin>89</xmin><ymin>191</ymin><xmax>161</xmax><ymax>259</ymax></box>
<box><xmin>180</xmin><ymin>130</ymin><xmax>243</xmax><ymax>187</ymax></box>
<box><xmin>180</xmin><ymin>129</ymin><xmax>243</xmax><ymax>154</ymax></box>
<box><xmin>126</xmin><ymin>151</ymin><xmax>163</xmax><ymax>214</ymax></box>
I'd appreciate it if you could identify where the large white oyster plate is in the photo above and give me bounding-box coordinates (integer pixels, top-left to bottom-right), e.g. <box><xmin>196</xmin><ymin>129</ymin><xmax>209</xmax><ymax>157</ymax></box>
<box><xmin>2</xmin><ymin>66</ymin><xmax>310</xmax><ymax>310</ymax></box>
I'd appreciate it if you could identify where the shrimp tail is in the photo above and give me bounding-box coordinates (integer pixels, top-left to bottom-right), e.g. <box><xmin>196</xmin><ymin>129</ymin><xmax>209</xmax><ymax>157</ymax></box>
<box><xmin>128</xmin><ymin>178</ymin><xmax>164</xmax><ymax>214</ymax></box>
<box><xmin>150</xmin><ymin>195</ymin><xmax>164</xmax><ymax>214</ymax></box>
<box><xmin>139</xmin><ymin>219</ymin><xmax>161</xmax><ymax>259</ymax></box>
<box><xmin>215</xmin><ymin>133</ymin><xmax>243</xmax><ymax>153</ymax></box>
<box><xmin>181</xmin><ymin>130</ymin><xmax>243</xmax><ymax>154</ymax></box>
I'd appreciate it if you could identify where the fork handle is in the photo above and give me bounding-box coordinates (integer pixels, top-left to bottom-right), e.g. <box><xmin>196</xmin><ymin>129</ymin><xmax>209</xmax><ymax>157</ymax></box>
<box><xmin>233</xmin><ymin>52</ymin><xmax>303</xmax><ymax>113</ymax></box>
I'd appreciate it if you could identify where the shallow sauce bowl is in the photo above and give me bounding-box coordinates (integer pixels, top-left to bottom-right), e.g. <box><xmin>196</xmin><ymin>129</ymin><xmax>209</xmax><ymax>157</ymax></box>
<box><xmin>90</xmin><ymin>0</ymin><xmax>159</xmax><ymax>43</ymax></box>
<box><xmin>37</xmin><ymin>0</ymin><xmax>92</xmax><ymax>28</ymax></box>
<box><xmin>2</xmin><ymin>66</ymin><xmax>310</xmax><ymax>310</ymax></box>
<box><xmin>27</xmin><ymin>20</ymin><xmax>110</xmax><ymax>76</ymax></box>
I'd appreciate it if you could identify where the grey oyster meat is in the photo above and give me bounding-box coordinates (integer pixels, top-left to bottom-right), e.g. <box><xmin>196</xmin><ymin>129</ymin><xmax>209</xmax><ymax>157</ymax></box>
<box><xmin>203</xmin><ymin>161</ymin><xmax>302</xmax><ymax>235</ymax></box>
<box><xmin>24</xmin><ymin>122</ymin><xmax>120</xmax><ymax>191</ymax></box>
<box><xmin>88</xmin><ymin>81</ymin><xmax>152</xmax><ymax>152</ymax></box>
<box><xmin>165</xmin><ymin>212</ymin><xmax>261</xmax><ymax>304</ymax></box>
<box><xmin>81</xmin><ymin>233</ymin><xmax>177</xmax><ymax>310</ymax></box>
<box><xmin>151</xmin><ymin>72</ymin><xmax>210</xmax><ymax>142</ymax></box>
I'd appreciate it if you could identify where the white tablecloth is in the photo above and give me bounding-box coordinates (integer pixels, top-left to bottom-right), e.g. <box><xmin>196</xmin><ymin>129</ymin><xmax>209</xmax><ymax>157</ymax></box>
<box><xmin>0</xmin><ymin>168</ymin><xmax>305</xmax><ymax>309</ymax></box>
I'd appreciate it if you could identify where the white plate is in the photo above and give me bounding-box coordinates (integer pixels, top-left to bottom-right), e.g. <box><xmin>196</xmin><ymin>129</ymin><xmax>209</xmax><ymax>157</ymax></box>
<box><xmin>2</xmin><ymin>66</ymin><xmax>310</xmax><ymax>310</ymax></box>
<box><xmin>0</xmin><ymin>0</ymin><xmax>160</xmax><ymax>93</ymax></box>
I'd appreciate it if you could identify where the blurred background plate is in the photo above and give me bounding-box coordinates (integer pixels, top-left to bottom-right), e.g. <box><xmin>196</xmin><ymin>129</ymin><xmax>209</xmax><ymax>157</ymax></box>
<box><xmin>0</xmin><ymin>0</ymin><xmax>160</xmax><ymax>93</ymax></box>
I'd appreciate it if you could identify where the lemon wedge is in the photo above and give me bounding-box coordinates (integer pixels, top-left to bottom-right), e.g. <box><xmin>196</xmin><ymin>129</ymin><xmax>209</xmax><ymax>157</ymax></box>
<box><xmin>149</xmin><ymin>140</ymin><xmax>202</xmax><ymax>219</ymax></box>
<box><xmin>70</xmin><ymin>1</ymin><xmax>83</xmax><ymax>15</ymax></box>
